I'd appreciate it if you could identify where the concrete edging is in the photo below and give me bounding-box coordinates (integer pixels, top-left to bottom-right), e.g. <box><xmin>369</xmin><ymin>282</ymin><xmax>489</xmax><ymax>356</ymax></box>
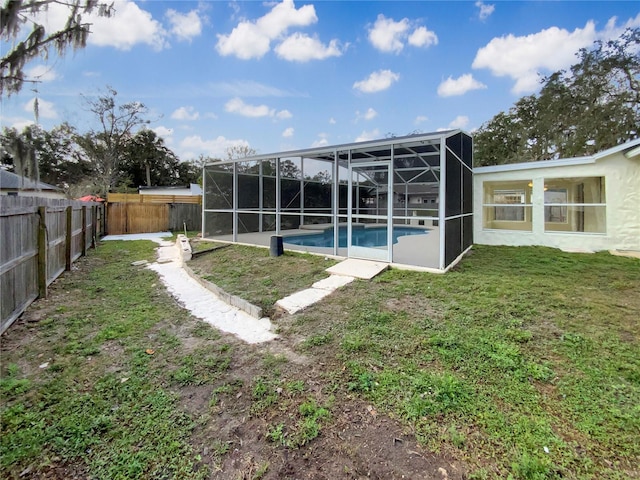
<box><xmin>180</xmin><ymin>259</ymin><xmax>264</xmax><ymax>320</ymax></box>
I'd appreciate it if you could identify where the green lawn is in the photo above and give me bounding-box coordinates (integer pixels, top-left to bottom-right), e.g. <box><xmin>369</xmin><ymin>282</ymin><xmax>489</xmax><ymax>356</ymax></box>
<box><xmin>292</xmin><ymin>246</ymin><xmax>640</xmax><ymax>478</ymax></box>
<box><xmin>1</xmin><ymin>242</ymin><xmax>638</xmax><ymax>479</ymax></box>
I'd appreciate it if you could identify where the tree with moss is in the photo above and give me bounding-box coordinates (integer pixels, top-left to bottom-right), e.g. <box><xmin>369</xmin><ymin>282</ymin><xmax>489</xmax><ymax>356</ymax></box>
<box><xmin>1</xmin><ymin>0</ymin><xmax>113</xmax><ymax>95</ymax></box>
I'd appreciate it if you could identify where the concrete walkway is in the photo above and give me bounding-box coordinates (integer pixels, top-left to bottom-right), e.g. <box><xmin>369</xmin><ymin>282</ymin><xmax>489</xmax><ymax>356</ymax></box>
<box><xmin>103</xmin><ymin>232</ymin><xmax>277</xmax><ymax>344</ymax></box>
<box><xmin>275</xmin><ymin>258</ymin><xmax>388</xmax><ymax>314</ymax></box>
<box><xmin>276</xmin><ymin>275</ymin><xmax>355</xmax><ymax>314</ymax></box>
<box><xmin>103</xmin><ymin>233</ymin><xmax>390</xmax><ymax>342</ymax></box>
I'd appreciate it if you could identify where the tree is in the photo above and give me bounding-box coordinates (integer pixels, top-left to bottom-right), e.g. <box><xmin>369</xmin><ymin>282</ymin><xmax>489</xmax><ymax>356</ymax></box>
<box><xmin>1</xmin><ymin>0</ymin><xmax>113</xmax><ymax>95</ymax></box>
<box><xmin>0</xmin><ymin>124</ymin><xmax>39</xmax><ymax>182</ymax></box>
<box><xmin>474</xmin><ymin>28</ymin><xmax>640</xmax><ymax>166</ymax></box>
<box><xmin>77</xmin><ymin>86</ymin><xmax>150</xmax><ymax>195</ymax></box>
<box><xmin>1</xmin><ymin>123</ymin><xmax>92</xmax><ymax>192</ymax></box>
<box><xmin>225</xmin><ymin>144</ymin><xmax>255</xmax><ymax>161</ymax></box>
<box><xmin>120</xmin><ymin>129</ymin><xmax>199</xmax><ymax>188</ymax></box>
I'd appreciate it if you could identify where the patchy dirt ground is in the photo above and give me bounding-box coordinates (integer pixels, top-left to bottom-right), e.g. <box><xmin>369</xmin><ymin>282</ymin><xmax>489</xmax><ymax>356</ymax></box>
<box><xmin>1</xmin><ymin>246</ymin><xmax>468</xmax><ymax>480</ymax></box>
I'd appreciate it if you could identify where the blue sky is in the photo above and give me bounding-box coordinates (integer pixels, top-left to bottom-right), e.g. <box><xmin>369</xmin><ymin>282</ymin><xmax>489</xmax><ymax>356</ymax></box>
<box><xmin>2</xmin><ymin>0</ymin><xmax>639</xmax><ymax>162</ymax></box>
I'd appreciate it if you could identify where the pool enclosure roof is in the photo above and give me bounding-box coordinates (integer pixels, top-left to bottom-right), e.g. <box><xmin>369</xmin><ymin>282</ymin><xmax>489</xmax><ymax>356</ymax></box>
<box><xmin>207</xmin><ymin>129</ymin><xmax>461</xmax><ymax>166</ymax></box>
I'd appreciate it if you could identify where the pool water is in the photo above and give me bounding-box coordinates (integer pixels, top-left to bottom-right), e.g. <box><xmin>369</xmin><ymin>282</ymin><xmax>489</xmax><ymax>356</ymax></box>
<box><xmin>283</xmin><ymin>226</ymin><xmax>428</xmax><ymax>248</ymax></box>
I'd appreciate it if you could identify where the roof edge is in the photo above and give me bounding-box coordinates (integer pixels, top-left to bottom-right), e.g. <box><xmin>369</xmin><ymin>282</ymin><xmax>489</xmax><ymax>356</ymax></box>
<box><xmin>474</xmin><ymin>138</ymin><xmax>640</xmax><ymax>174</ymax></box>
<box><xmin>205</xmin><ymin>130</ymin><xmax>466</xmax><ymax>165</ymax></box>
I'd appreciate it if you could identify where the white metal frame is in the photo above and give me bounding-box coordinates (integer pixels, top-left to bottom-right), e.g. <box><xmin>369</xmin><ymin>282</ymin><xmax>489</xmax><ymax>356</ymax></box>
<box><xmin>347</xmin><ymin>160</ymin><xmax>392</xmax><ymax>262</ymax></box>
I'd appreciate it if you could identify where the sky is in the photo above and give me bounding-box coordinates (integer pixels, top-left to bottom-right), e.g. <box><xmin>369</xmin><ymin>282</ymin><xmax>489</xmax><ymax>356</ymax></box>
<box><xmin>2</xmin><ymin>0</ymin><xmax>639</xmax><ymax>162</ymax></box>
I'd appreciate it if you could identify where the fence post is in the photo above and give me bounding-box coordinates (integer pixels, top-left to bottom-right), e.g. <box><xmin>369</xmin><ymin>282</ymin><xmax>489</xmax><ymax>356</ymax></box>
<box><xmin>65</xmin><ymin>205</ymin><xmax>72</xmax><ymax>271</ymax></box>
<box><xmin>81</xmin><ymin>206</ymin><xmax>87</xmax><ymax>256</ymax></box>
<box><xmin>91</xmin><ymin>205</ymin><xmax>97</xmax><ymax>248</ymax></box>
<box><xmin>37</xmin><ymin>206</ymin><xmax>48</xmax><ymax>299</ymax></box>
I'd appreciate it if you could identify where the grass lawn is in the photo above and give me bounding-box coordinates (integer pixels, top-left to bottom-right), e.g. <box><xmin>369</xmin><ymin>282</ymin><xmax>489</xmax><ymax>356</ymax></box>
<box><xmin>1</xmin><ymin>242</ymin><xmax>638</xmax><ymax>479</ymax></box>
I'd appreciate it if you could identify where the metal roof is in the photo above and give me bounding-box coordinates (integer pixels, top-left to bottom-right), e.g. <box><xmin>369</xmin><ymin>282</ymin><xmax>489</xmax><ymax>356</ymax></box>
<box><xmin>0</xmin><ymin>169</ymin><xmax>62</xmax><ymax>191</ymax></box>
<box><xmin>206</xmin><ymin>129</ymin><xmax>462</xmax><ymax>165</ymax></box>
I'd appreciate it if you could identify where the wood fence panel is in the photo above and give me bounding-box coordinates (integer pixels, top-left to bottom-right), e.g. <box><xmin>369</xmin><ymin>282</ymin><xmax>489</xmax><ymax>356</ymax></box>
<box><xmin>106</xmin><ymin>203</ymin><xmax>127</xmax><ymax>235</ymax></box>
<box><xmin>0</xmin><ymin>208</ymin><xmax>39</xmax><ymax>331</ymax></box>
<box><xmin>169</xmin><ymin>203</ymin><xmax>202</xmax><ymax>231</ymax></box>
<box><xmin>127</xmin><ymin>204</ymin><xmax>169</xmax><ymax>233</ymax></box>
<box><xmin>46</xmin><ymin>207</ymin><xmax>66</xmax><ymax>286</ymax></box>
<box><xmin>1</xmin><ymin>197</ymin><xmax>105</xmax><ymax>334</ymax></box>
<box><xmin>70</xmin><ymin>207</ymin><xmax>84</xmax><ymax>263</ymax></box>
<box><xmin>106</xmin><ymin>203</ymin><xmax>169</xmax><ymax>234</ymax></box>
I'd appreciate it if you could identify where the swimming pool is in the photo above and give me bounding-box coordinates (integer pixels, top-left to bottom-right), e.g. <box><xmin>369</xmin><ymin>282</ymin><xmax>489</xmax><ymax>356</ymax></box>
<box><xmin>283</xmin><ymin>226</ymin><xmax>428</xmax><ymax>248</ymax></box>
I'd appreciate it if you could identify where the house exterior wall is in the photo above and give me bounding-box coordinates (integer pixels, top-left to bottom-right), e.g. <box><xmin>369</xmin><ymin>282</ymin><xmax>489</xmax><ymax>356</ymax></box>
<box><xmin>473</xmin><ymin>151</ymin><xmax>640</xmax><ymax>252</ymax></box>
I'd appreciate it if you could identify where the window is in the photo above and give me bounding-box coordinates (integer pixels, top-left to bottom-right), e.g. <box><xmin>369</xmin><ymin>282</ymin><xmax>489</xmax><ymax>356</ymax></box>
<box><xmin>544</xmin><ymin>177</ymin><xmax>605</xmax><ymax>233</ymax></box>
<box><xmin>483</xmin><ymin>181</ymin><xmax>532</xmax><ymax>231</ymax></box>
<box><xmin>544</xmin><ymin>188</ymin><xmax>568</xmax><ymax>223</ymax></box>
<box><xmin>494</xmin><ymin>190</ymin><xmax>525</xmax><ymax>221</ymax></box>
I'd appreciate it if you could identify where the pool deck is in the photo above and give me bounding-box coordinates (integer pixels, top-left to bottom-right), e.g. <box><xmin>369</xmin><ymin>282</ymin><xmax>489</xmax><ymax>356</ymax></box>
<box><xmin>205</xmin><ymin>225</ymin><xmax>442</xmax><ymax>271</ymax></box>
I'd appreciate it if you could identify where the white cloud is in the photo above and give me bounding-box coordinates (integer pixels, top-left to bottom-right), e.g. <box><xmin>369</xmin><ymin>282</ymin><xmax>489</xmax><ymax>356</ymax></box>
<box><xmin>355</xmin><ymin>129</ymin><xmax>381</xmax><ymax>142</ymax></box>
<box><xmin>24</xmin><ymin>98</ymin><xmax>57</xmax><ymax>119</ymax></box>
<box><xmin>408</xmin><ymin>26</ymin><xmax>438</xmax><ymax>48</ymax></box>
<box><xmin>88</xmin><ymin>1</ymin><xmax>168</xmax><ymax>51</ymax></box>
<box><xmin>225</xmin><ymin>98</ymin><xmax>272</xmax><ymax>117</ymax></box>
<box><xmin>415</xmin><ymin>115</ymin><xmax>428</xmax><ymax>125</ymax></box>
<box><xmin>7</xmin><ymin>117</ymin><xmax>34</xmax><ymax>131</ymax></box>
<box><xmin>276</xmin><ymin>109</ymin><xmax>293</xmax><ymax>120</ymax></box>
<box><xmin>329</xmin><ymin>117</ymin><xmax>336</xmax><ymax>125</ymax></box>
<box><xmin>224</xmin><ymin>97</ymin><xmax>289</xmax><ymax>119</ymax></box>
<box><xmin>282</xmin><ymin>127</ymin><xmax>294</xmax><ymax>138</ymax></box>
<box><xmin>26</xmin><ymin>0</ymin><xmax>167</xmax><ymax>51</ymax></box>
<box><xmin>368</xmin><ymin>14</ymin><xmax>437</xmax><ymax>53</ymax></box>
<box><xmin>179</xmin><ymin>135</ymin><xmax>250</xmax><ymax>160</ymax></box>
<box><xmin>353</xmin><ymin>70</ymin><xmax>400</xmax><ymax>93</ymax></box>
<box><xmin>356</xmin><ymin>108</ymin><xmax>378</xmax><ymax>121</ymax></box>
<box><xmin>216</xmin><ymin>0</ymin><xmax>317</xmax><ymax>60</ymax></box>
<box><xmin>437</xmin><ymin>74</ymin><xmax>487</xmax><ymax>97</ymax></box>
<box><xmin>210</xmin><ymin>80</ymin><xmax>296</xmax><ymax>98</ymax></box>
<box><xmin>153</xmin><ymin>126</ymin><xmax>174</xmax><ymax>138</ymax></box>
<box><xmin>475</xmin><ymin>1</ymin><xmax>495</xmax><ymax>21</ymax></box>
<box><xmin>472</xmin><ymin>21</ymin><xmax>599</xmax><ymax>94</ymax></box>
<box><xmin>311</xmin><ymin>134</ymin><xmax>329</xmax><ymax>148</ymax></box>
<box><xmin>603</xmin><ymin>13</ymin><xmax>640</xmax><ymax>38</ymax></box>
<box><xmin>447</xmin><ymin>115</ymin><xmax>469</xmax><ymax>130</ymax></box>
<box><xmin>171</xmin><ymin>106</ymin><xmax>200</xmax><ymax>121</ymax></box>
<box><xmin>368</xmin><ymin>14</ymin><xmax>409</xmax><ymax>53</ymax></box>
<box><xmin>24</xmin><ymin>65</ymin><xmax>58</xmax><ymax>82</ymax></box>
<box><xmin>275</xmin><ymin>33</ymin><xmax>343</xmax><ymax>62</ymax></box>
<box><xmin>166</xmin><ymin>9</ymin><xmax>202</xmax><ymax>42</ymax></box>
<box><xmin>216</xmin><ymin>22</ymin><xmax>271</xmax><ymax>60</ymax></box>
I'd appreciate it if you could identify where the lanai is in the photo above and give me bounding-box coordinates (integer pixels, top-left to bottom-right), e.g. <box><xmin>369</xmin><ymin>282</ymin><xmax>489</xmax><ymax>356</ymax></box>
<box><xmin>202</xmin><ymin>130</ymin><xmax>473</xmax><ymax>271</ymax></box>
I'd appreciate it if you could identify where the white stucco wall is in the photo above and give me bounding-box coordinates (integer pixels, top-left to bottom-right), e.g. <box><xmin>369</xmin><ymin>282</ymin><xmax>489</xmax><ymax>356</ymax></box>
<box><xmin>473</xmin><ymin>150</ymin><xmax>640</xmax><ymax>252</ymax></box>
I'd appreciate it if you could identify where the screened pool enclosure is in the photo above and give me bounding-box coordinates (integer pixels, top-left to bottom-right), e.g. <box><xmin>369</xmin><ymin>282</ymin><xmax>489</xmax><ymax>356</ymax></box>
<box><xmin>203</xmin><ymin>130</ymin><xmax>473</xmax><ymax>271</ymax></box>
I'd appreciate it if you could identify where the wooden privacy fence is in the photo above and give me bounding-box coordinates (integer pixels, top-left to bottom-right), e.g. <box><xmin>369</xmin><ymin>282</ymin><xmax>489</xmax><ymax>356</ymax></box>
<box><xmin>0</xmin><ymin>197</ymin><xmax>105</xmax><ymax>334</ymax></box>
<box><xmin>107</xmin><ymin>193</ymin><xmax>201</xmax><ymax>204</ymax></box>
<box><xmin>107</xmin><ymin>203</ymin><xmax>169</xmax><ymax>235</ymax></box>
<box><xmin>106</xmin><ymin>193</ymin><xmax>202</xmax><ymax>234</ymax></box>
